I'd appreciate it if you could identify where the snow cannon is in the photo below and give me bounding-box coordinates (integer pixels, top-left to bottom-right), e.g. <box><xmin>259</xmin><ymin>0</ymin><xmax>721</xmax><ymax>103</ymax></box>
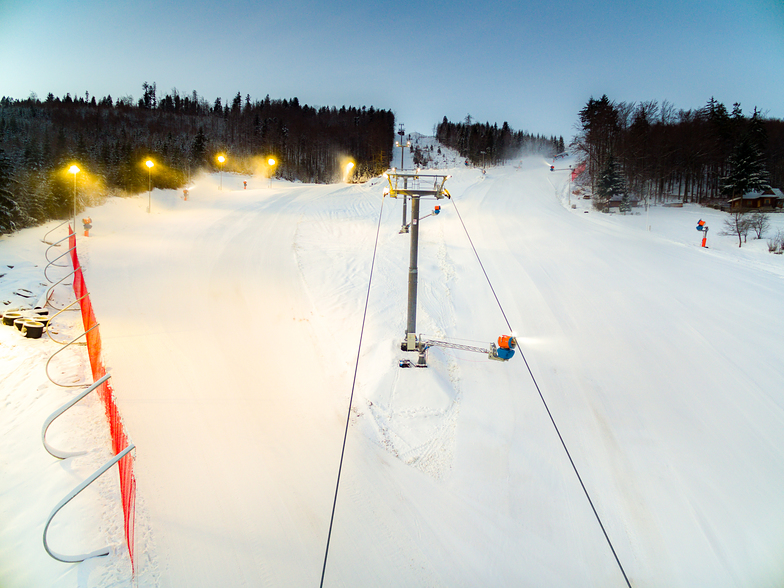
<box><xmin>490</xmin><ymin>335</ymin><xmax>517</xmax><ymax>361</ymax></box>
<box><xmin>433</xmin><ymin>205</ymin><xmax>441</xmax><ymax>215</ymax></box>
<box><xmin>696</xmin><ymin>219</ymin><xmax>706</xmax><ymax>231</ymax></box>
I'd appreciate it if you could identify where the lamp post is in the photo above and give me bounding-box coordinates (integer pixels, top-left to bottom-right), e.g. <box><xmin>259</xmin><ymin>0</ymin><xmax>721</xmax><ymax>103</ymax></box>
<box><xmin>146</xmin><ymin>160</ymin><xmax>154</xmax><ymax>213</ymax></box>
<box><xmin>68</xmin><ymin>165</ymin><xmax>80</xmax><ymax>232</ymax></box>
<box><xmin>268</xmin><ymin>157</ymin><xmax>276</xmax><ymax>187</ymax></box>
<box><xmin>217</xmin><ymin>155</ymin><xmax>226</xmax><ymax>190</ymax></box>
<box><xmin>344</xmin><ymin>161</ymin><xmax>355</xmax><ymax>182</ymax></box>
<box><xmin>395</xmin><ymin>139</ymin><xmax>411</xmax><ymax>171</ymax></box>
<box><xmin>394</xmin><ymin>138</ymin><xmax>411</xmax><ymax>231</ymax></box>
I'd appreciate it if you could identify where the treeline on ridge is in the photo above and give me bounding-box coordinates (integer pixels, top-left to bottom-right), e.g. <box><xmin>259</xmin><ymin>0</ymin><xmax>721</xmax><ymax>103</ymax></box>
<box><xmin>0</xmin><ymin>83</ymin><xmax>395</xmax><ymax>234</ymax></box>
<box><xmin>436</xmin><ymin>116</ymin><xmax>565</xmax><ymax>165</ymax></box>
<box><xmin>573</xmin><ymin>95</ymin><xmax>784</xmax><ymax>206</ymax></box>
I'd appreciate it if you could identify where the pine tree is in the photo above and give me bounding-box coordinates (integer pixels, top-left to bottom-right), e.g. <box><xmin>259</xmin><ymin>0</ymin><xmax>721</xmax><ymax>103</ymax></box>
<box><xmin>191</xmin><ymin>128</ymin><xmax>207</xmax><ymax>166</ymax></box>
<box><xmin>0</xmin><ymin>146</ymin><xmax>22</xmax><ymax>234</ymax></box>
<box><xmin>594</xmin><ymin>154</ymin><xmax>625</xmax><ymax>212</ymax></box>
<box><xmin>619</xmin><ymin>193</ymin><xmax>631</xmax><ymax>213</ymax></box>
<box><xmin>720</xmin><ymin>135</ymin><xmax>770</xmax><ymax>199</ymax></box>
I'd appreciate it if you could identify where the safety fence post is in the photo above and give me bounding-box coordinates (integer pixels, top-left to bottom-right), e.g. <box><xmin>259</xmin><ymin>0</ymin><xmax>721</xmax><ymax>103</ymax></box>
<box><xmin>43</xmin><ymin>445</ymin><xmax>135</xmax><ymax>563</ymax></box>
<box><xmin>42</xmin><ymin>374</ymin><xmax>112</xmax><ymax>459</ymax></box>
<box><xmin>39</xmin><ymin>225</ymin><xmax>138</xmax><ymax>573</ymax></box>
<box><xmin>42</xmin><ymin>219</ymin><xmax>72</xmax><ymax>246</ymax></box>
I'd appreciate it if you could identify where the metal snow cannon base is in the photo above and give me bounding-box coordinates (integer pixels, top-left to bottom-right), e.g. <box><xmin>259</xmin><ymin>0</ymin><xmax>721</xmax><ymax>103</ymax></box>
<box><xmin>399</xmin><ymin>334</ymin><xmax>517</xmax><ymax>367</ymax></box>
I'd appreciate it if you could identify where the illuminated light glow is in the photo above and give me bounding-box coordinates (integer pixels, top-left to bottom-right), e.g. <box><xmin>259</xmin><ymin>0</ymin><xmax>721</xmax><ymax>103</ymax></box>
<box><xmin>69</xmin><ymin>165</ymin><xmax>80</xmax><ymax>174</ymax></box>
<box><xmin>268</xmin><ymin>158</ymin><xmax>276</xmax><ymax>166</ymax></box>
<box><xmin>218</xmin><ymin>155</ymin><xmax>226</xmax><ymax>164</ymax></box>
<box><xmin>146</xmin><ymin>160</ymin><xmax>154</xmax><ymax>169</ymax></box>
<box><xmin>343</xmin><ymin>160</ymin><xmax>356</xmax><ymax>182</ymax></box>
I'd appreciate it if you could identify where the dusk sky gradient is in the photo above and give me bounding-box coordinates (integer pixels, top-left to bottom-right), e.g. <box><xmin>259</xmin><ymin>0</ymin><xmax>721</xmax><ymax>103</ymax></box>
<box><xmin>2</xmin><ymin>0</ymin><xmax>783</xmax><ymax>141</ymax></box>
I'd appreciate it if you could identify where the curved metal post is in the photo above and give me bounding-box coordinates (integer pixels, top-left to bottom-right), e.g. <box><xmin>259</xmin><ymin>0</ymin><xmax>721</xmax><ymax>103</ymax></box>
<box><xmin>42</xmin><ymin>374</ymin><xmax>112</xmax><ymax>459</ymax></box>
<box><xmin>46</xmin><ymin>294</ymin><xmax>90</xmax><ymax>344</ymax></box>
<box><xmin>44</xmin><ymin>246</ymin><xmax>77</xmax><ymax>282</ymax></box>
<box><xmin>43</xmin><ymin>444</ymin><xmax>135</xmax><ymax>564</ymax></box>
<box><xmin>42</xmin><ymin>220</ymin><xmax>71</xmax><ymax>246</ymax></box>
<box><xmin>45</xmin><ymin>323</ymin><xmax>100</xmax><ymax>387</ymax></box>
<box><xmin>45</xmin><ymin>232</ymin><xmax>74</xmax><ymax>264</ymax></box>
<box><xmin>43</xmin><ymin>268</ymin><xmax>78</xmax><ymax>310</ymax></box>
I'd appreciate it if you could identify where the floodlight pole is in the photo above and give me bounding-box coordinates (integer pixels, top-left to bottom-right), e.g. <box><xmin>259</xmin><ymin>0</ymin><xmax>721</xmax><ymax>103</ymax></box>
<box><xmin>396</xmin><ymin>127</ymin><xmax>411</xmax><ymax>233</ymax></box>
<box><xmin>73</xmin><ymin>173</ymin><xmax>76</xmax><ymax>229</ymax></box>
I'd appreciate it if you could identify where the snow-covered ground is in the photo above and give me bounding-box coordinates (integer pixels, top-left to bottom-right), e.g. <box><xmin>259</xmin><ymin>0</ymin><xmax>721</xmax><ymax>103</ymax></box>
<box><xmin>2</xmin><ymin>152</ymin><xmax>784</xmax><ymax>588</ymax></box>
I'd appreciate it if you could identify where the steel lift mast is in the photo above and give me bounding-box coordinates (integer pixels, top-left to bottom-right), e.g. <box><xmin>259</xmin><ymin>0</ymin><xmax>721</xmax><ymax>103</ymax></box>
<box><xmin>385</xmin><ymin>171</ymin><xmax>516</xmax><ymax>367</ymax></box>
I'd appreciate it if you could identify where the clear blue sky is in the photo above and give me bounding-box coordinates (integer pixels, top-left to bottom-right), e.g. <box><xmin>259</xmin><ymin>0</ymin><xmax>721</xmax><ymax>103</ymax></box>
<box><xmin>2</xmin><ymin>0</ymin><xmax>783</xmax><ymax>141</ymax></box>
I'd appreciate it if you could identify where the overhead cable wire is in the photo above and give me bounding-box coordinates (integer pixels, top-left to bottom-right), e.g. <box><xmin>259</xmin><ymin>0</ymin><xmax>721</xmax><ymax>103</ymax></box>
<box><xmin>450</xmin><ymin>194</ymin><xmax>633</xmax><ymax>587</ymax></box>
<box><xmin>449</xmin><ymin>197</ymin><xmax>513</xmax><ymax>331</ymax></box>
<box><xmin>319</xmin><ymin>193</ymin><xmax>386</xmax><ymax>588</ymax></box>
<box><xmin>509</xmin><ymin>302</ymin><xmax>634</xmax><ymax>587</ymax></box>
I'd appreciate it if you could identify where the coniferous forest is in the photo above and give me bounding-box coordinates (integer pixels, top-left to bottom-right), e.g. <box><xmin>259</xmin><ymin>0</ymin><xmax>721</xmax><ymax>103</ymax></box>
<box><xmin>573</xmin><ymin>95</ymin><xmax>784</xmax><ymax>206</ymax></box>
<box><xmin>436</xmin><ymin>116</ymin><xmax>565</xmax><ymax>165</ymax></box>
<box><xmin>4</xmin><ymin>86</ymin><xmax>784</xmax><ymax>235</ymax></box>
<box><xmin>0</xmin><ymin>84</ymin><xmax>395</xmax><ymax>234</ymax></box>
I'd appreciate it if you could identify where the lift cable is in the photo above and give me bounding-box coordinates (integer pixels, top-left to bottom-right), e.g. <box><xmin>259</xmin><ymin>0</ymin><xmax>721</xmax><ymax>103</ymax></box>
<box><xmin>449</xmin><ymin>197</ymin><xmax>513</xmax><ymax>331</ymax></box>
<box><xmin>515</xmin><ymin>335</ymin><xmax>633</xmax><ymax>588</ymax></box>
<box><xmin>450</xmin><ymin>196</ymin><xmax>633</xmax><ymax>588</ymax></box>
<box><xmin>319</xmin><ymin>194</ymin><xmax>386</xmax><ymax>588</ymax></box>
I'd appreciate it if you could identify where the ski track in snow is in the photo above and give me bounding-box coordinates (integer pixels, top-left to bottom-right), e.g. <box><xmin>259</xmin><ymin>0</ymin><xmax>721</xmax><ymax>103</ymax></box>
<box><xmin>2</xmin><ymin>154</ymin><xmax>784</xmax><ymax>587</ymax></box>
<box><xmin>293</xmin><ymin>179</ymin><xmax>463</xmax><ymax>480</ymax></box>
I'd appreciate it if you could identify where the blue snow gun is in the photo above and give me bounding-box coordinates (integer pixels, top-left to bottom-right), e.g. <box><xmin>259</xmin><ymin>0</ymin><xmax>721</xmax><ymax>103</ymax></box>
<box><xmin>491</xmin><ymin>335</ymin><xmax>517</xmax><ymax>361</ymax></box>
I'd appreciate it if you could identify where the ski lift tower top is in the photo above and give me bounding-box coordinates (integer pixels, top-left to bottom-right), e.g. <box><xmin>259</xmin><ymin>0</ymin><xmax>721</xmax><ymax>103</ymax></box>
<box><xmin>384</xmin><ymin>170</ymin><xmax>451</xmax><ymax>353</ymax></box>
<box><xmin>385</xmin><ymin>171</ymin><xmax>451</xmax><ymax>200</ymax></box>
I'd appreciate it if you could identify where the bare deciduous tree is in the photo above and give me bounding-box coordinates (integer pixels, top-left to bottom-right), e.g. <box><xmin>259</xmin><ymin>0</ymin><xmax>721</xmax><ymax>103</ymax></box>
<box><xmin>721</xmin><ymin>212</ymin><xmax>751</xmax><ymax>247</ymax></box>
<box><xmin>749</xmin><ymin>211</ymin><xmax>771</xmax><ymax>239</ymax></box>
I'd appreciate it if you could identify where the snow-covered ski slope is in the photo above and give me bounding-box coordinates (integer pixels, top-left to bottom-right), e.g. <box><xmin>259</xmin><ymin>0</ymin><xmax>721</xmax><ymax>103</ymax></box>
<box><xmin>3</xmin><ymin>156</ymin><xmax>784</xmax><ymax>587</ymax></box>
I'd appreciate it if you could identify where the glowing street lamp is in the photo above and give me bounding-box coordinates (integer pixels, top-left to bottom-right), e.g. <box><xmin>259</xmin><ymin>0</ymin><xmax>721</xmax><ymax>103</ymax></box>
<box><xmin>217</xmin><ymin>154</ymin><xmax>226</xmax><ymax>190</ymax></box>
<box><xmin>68</xmin><ymin>165</ymin><xmax>79</xmax><ymax>231</ymax></box>
<box><xmin>267</xmin><ymin>157</ymin><xmax>276</xmax><ymax>187</ymax></box>
<box><xmin>146</xmin><ymin>160</ymin><xmax>154</xmax><ymax>213</ymax></box>
<box><xmin>344</xmin><ymin>161</ymin><xmax>355</xmax><ymax>182</ymax></box>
